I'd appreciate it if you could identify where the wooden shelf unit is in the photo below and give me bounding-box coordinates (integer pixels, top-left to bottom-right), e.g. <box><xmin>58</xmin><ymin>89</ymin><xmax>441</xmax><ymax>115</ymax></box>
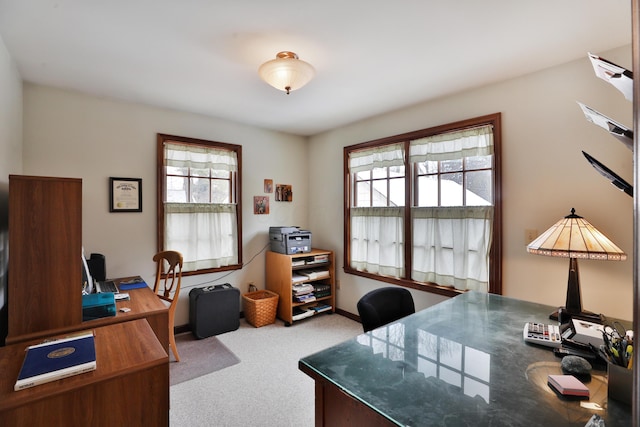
<box><xmin>266</xmin><ymin>249</ymin><xmax>335</xmax><ymax>326</ymax></box>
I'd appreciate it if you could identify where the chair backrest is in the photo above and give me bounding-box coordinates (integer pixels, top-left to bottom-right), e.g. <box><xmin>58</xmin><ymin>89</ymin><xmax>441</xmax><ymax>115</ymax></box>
<box><xmin>153</xmin><ymin>250</ymin><xmax>183</xmax><ymax>306</ymax></box>
<box><xmin>357</xmin><ymin>287</ymin><xmax>415</xmax><ymax>332</ymax></box>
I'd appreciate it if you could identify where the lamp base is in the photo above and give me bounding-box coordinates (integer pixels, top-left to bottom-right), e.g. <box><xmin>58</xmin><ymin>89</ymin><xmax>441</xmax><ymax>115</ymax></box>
<box><xmin>549</xmin><ymin>307</ymin><xmax>603</xmax><ymax>324</ymax></box>
<box><xmin>548</xmin><ymin>258</ymin><xmax>603</xmax><ymax>324</ymax></box>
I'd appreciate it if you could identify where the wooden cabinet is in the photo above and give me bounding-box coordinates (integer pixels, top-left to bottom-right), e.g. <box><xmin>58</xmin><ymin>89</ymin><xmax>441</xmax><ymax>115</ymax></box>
<box><xmin>7</xmin><ymin>175</ymin><xmax>83</xmax><ymax>340</ymax></box>
<box><xmin>0</xmin><ymin>319</ymin><xmax>169</xmax><ymax>427</ymax></box>
<box><xmin>266</xmin><ymin>249</ymin><xmax>335</xmax><ymax>326</ymax></box>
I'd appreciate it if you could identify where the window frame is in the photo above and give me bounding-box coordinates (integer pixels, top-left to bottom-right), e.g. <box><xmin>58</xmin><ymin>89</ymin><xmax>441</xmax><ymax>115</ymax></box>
<box><xmin>157</xmin><ymin>133</ymin><xmax>243</xmax><ymax>277</ymax></box>
<box><xmin>343</xmin><ymin>113</ymin><xmax>502</xmax><ymax>297</ymax></box>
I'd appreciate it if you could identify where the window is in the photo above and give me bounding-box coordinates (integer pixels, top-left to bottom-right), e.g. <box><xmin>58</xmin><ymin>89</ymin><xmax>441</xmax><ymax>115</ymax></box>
<box><xmin>157</xmin><ymin>134</ymin><xmax>242</xmax><ymax>275</ymax></box>
<box><xmin>344</xmin><ymin>114</ymin><xmax>502</xmax><ymax>296</ymax></box>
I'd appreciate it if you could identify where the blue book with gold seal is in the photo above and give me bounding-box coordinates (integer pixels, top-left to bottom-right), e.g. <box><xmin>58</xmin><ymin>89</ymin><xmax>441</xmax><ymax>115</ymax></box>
<box><xmin>15</xmin><ymin>332</ymin><xmax>97</xmax><ymax>390</ymax></box>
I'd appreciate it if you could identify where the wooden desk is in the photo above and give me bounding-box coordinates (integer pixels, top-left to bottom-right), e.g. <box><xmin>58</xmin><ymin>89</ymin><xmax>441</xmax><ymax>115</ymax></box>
<box><xmin>300</xmin><ymin>292</ymin><xmax>632</xmax><ymax>426</ymax></box>
<box><xmin>6</xmin><ymin>284</ymin><xmax>169</xmax><ymax>353</ymax></box>
<box><xmin>0</xmin><ymin>319</ymin><xmax>169</xmax><ymax>426</ymax></box>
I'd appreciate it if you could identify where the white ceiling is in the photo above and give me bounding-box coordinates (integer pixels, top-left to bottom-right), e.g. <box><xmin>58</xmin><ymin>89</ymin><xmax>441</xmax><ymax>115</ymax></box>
<box><xmin>0</xmin><ymin>1</ymin><xmax>633</xmax><ymax>136</ymax></box>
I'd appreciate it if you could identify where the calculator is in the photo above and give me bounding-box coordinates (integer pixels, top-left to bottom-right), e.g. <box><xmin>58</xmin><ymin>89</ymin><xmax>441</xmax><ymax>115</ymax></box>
<box><xmin>523</xmin><ymin>322</ymin><xmax>562</xmax><ymax>348</ymax></box>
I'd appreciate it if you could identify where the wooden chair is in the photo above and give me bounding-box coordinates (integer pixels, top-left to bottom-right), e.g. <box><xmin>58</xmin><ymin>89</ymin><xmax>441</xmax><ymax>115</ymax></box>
<box><xmin>357</xmin><ymin>287</ymin><xmax>415</xmax><ymax>333</ymax></box>
<box><xmin>153</xmin><ymin>250</ymin><xmax>183</xmax><ymax>362</ymax></box>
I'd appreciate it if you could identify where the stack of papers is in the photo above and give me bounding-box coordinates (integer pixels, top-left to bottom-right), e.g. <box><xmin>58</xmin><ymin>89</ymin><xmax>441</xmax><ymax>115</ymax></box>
<box><xmin>292</xmin><ymin>274</ymin><xmax>308</xmax><ymax>284</ymax></box>
<box><xmin>298</xmin><ymin>270</ymin><xmax>330</xmax><ymax>280</ymax></box>
<box><xmin>293</xmin><ymin>283</ymin><xmax>314</xmax><ymax>295</ymax></box>
<box><xmin>292</xmin><ymin>307</ymin><xmax>315</xmax><ymax>321</ymax></box>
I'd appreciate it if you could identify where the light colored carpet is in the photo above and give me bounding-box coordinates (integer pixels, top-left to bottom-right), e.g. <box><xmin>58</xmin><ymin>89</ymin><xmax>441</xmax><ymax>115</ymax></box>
<box><xmin>170</xmin><ymin>333</ymin><xmax>241</xmax><ymax>386</ymax></box>
<box><xmin>169</xmin><ymin>313</ymin><xmax>363</xmax><ymax>427</ymax></box>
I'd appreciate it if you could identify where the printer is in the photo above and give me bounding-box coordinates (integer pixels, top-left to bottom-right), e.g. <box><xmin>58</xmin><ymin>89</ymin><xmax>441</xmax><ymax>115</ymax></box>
<box><xmin>269</xmin><ymin>226</ymin><xmax>312</xmax><ymax>254</ymax></box>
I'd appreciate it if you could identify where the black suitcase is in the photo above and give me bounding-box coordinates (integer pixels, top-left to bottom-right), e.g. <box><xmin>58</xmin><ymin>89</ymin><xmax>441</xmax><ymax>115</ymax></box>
<box><xmin>189</xmin><ymin>284</ymin><xmax>240</xmax><ymax>339</ymax></box>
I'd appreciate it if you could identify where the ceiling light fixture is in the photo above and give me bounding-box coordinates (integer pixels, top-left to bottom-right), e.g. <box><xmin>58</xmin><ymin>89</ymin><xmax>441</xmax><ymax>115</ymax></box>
<box><xmin>258</xmin><ymin>51</ymin><xmax>315</xmax><ymax>95</ymax></box>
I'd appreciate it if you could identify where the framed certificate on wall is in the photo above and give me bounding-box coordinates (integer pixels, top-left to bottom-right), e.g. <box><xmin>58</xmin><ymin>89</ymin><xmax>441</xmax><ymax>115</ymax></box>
<box><xmin>109</xmin><ymin>177</ymin><xmax>142</xmax><ymax>212</ymax></box>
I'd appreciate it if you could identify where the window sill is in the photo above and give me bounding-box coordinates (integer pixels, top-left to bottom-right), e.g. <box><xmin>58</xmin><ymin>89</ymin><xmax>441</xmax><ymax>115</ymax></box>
<box><xmin>343</xmin><ymin>267</ymin><xmax>466</xmax><ymax>298</ymax></box>
<box><xmin>181</xmin><ymin>264</ymin><xmax>242</xmax><ymax>277</ymax></box>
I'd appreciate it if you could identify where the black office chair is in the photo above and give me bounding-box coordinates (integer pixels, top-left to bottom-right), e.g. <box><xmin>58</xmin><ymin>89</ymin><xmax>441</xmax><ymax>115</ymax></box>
<box><xmin>357</xmin><ymin>287</ymin><xmax>415</xmax><ymax>332</ymax></box>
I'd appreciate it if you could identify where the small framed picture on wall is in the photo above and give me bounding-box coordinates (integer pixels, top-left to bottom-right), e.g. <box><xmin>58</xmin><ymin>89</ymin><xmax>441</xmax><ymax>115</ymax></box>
<box><xmin>254</xmin><ymin>196</ymin><xmax>269</xmax><ymax>214</ymax></box>
<box><xmin>110</xmin><ymin>177</ymin><xmax>142</xmax><ymax>212</ymax></box>
<box><xmin>264</xmin><ymin>179</ymin><xmax>273</xmax><ymax>193</ymax></box>
<box><xmin>275</xmin><ymin>184</ymin><xmax>292</xmax><ymax>202</ymax></box>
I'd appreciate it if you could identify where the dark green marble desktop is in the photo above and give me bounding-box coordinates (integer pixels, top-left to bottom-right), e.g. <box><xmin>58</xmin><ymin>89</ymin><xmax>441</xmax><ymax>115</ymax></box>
<box><xmin>300</xmin><ymin>292</ymin><xmax>631</xmax><ymax>426</ymax></box>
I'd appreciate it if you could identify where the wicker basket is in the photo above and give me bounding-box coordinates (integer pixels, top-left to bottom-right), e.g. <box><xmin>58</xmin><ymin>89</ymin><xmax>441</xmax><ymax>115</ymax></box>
<box><xmin>242</xmin><ymin>290</ymin><xmax>279</xmax><ymax>327</ymax></box>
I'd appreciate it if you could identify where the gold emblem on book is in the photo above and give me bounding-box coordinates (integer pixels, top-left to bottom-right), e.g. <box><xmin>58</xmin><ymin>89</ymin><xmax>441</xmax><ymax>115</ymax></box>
<box><xmin>47</xmin><ymin>347</ymin><xmax>76</xmax><ymax>358</ymax></box>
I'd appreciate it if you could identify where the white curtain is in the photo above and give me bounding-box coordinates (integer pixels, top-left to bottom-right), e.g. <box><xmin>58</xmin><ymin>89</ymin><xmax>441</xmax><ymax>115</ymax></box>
<box><xmin>350</xmin><ymin>207</ymin><xmax>404</xmax><ymax>278</ymax></box>
<box><xmin>165</xmin><ymin>203</ymin><xmax>238</xmax><ymax>271</ymax></box>
<box><xmin>409</xmin><ymin>125</ymin><xmax>493</xmax><ymax>162</ymax></box>
<box><xmin>349</xmin><ymin>143</ymin><xmax>405</xmax><ymax>278</ymax></box>
<box><xmin>349</xmin><ymin>142</ymin><xmax>405</xmax><ymax>172</ymax></box>
<box><xmin>165</xmin><ymin>143</ymin><xmax>238</xmax><ymax>172</ymax></box>
<box><xmin>164</xmin><ymin>143</ymin><xmax>238</xmax><ymax>271</ymax></box>
<box><xmin>410</xmin><ymin>125</ymin><xmax>494</xmax><ymax>292</ymax></box>
<box><xmin>412</xmin><ymin>207</ymin><xmax>492</xmax><ymax>291</ymax></box>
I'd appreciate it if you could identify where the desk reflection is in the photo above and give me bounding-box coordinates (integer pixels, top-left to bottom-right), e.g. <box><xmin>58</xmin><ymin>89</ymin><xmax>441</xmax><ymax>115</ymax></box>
<box><xmin>357</xmin><ymin>323</ymin><xmax>492</xmax><ymax>404</ymax></box>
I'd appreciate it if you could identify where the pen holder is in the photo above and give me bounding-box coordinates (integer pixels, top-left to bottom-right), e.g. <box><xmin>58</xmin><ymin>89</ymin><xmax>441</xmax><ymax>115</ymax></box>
<box><xmin>608</xmin><ymin>363</ymin><xmax>632</xmax><ymax>405</ymax></box>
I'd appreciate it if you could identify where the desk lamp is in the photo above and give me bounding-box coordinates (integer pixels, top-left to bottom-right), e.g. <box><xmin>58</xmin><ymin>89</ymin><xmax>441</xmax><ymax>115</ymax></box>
<box><xmin>526</xmin><ymin>208</ymin><xmax>626</xmax><ymax>322</ymax></box>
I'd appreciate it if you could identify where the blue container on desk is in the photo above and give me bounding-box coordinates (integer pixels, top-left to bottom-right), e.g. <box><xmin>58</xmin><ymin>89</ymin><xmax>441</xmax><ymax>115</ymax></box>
<box><xmin>82</xmin><ymin>292</ymin><xmax>116</xmax><ymax>321</ymax></box>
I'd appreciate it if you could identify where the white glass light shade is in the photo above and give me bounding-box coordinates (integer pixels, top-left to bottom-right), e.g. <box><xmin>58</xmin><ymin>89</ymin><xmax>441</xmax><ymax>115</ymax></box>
<box><xmin>526</xmin><ymin>208</ymin><xmax>626</xmax><ymax>261</ymax></box>
<box><xmin>258</xmin><ymin>51</ymin><xmax>315</xmax><ymax>94</ymax></box>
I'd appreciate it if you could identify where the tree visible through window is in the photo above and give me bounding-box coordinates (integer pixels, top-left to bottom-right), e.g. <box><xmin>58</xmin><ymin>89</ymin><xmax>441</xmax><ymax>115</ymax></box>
<box><xmin>344</xmin><ymin>114</ymin><xmax>502</xmax><ymax>296</ymax></box>
<box><xmin>157</xmin><ymin>134</ymin><xmax>242</xmax><ymax>275</ymax></box>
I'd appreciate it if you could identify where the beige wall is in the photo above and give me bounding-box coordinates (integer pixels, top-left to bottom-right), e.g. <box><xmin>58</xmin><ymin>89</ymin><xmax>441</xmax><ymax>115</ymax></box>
<box><xmin>309</xmin><ymin>45</ymin><xmax>634</xmax><ymax>321</ymax></box>
<box><xmin>22</xmin><ymin>84</ymin><xmax>308</xmax><ymax>326</ymax></box>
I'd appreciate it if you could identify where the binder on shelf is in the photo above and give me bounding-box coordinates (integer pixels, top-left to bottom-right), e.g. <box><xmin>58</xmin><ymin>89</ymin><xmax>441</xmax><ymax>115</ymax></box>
<box><xmin>313</xmin><ymin>283</ymin><xmax>332</xmax><ymax>298</ymax></box>
<box><xmin>15</xmin><ymin>332</ymin><xmax>97</xmax><ymax>391</ymax></box>
<box><xmin>588</xmin><ymin>52</ymin><xmax>633</xmax><ymax>101</ymax></box>
<box><xmin>577</xmin><ymin>102</ymin><xmax>633</xmax><ymax>151</ymax></box>
<box><xmin>310</xmin><ymin>303</ymin><xmax>332</xmax><ymax>314</ymax></box>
